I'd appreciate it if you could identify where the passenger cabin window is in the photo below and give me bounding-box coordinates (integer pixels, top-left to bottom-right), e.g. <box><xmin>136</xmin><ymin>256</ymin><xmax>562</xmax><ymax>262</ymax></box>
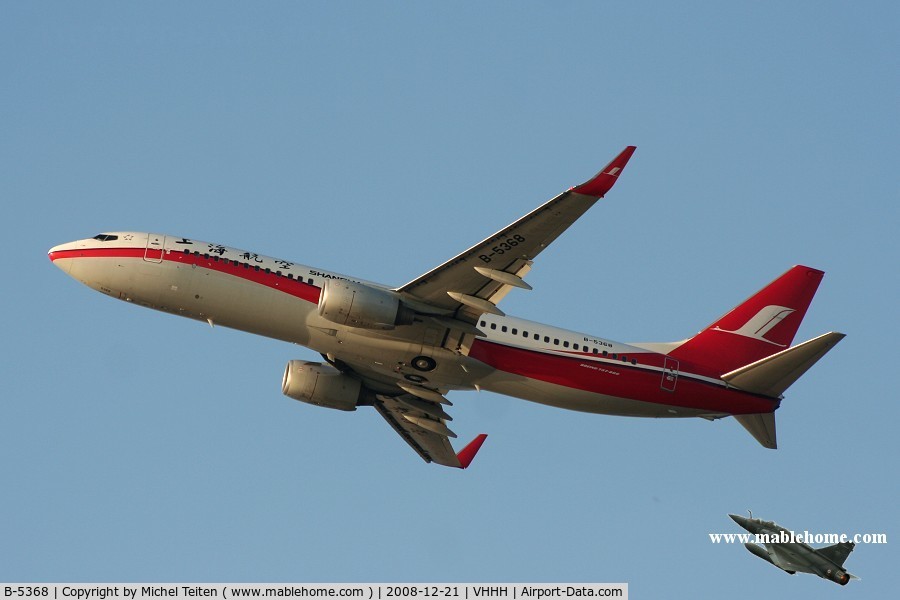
<box><xmin>592</xmin><ymin>348</ymin><xmax>599</xmax><ymax>354</ymax></box>
<box><xmin>501</xmin><ymin>326</ymin><xmax>507</xmax><ymax>333</ymax></box>
<box><xmin>490</xmin><ymin>323</ymin><xmax>497</xmax><ymax>330</ymax></box>
<box><xmin>563</xmin><ymin>341</ymin><xmax>569</xmax><ymax>348</ymax></box>
<box><xmin>511</xmin><ymin>328</ymin><xmax>518</xmax><ymax>335</ymax></box>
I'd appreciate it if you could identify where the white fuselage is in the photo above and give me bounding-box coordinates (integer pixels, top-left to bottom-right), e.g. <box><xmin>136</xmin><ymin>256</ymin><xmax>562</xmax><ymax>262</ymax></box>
<box><xmin>49</xmin><ymin>232</ymin><xmax>775</xmax><ymax>420</ymax></box>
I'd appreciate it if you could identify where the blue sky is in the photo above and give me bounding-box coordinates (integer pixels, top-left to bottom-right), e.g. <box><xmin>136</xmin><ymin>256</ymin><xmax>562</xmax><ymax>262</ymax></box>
<box><xmin>2</xmin><ymin>2</ymin><xmax>897</xmax><ymax>597</ymax></box>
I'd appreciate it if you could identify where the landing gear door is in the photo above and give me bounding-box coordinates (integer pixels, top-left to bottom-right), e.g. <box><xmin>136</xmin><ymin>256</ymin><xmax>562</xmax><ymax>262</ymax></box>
<box><xmin>661</xmin><ymin>356</ymin><xmax>679</xmax><ymax>392</ymax></box>
<box><xmin>144</xmin><ymin>234</ymin><xmax>166</xmax><ymax>263</ymax></box>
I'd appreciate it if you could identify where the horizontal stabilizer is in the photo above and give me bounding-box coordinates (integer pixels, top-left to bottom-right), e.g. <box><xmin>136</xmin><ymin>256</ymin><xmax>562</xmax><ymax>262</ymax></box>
<box><xmin>734</xmin><ymin>412</ymin><xmax>778</xmax><ymax>449</ymax></box>
<box><xmin>722</xmin><ymin>332</ymin><xmax>845</xmax><ymax>397</ymax></box>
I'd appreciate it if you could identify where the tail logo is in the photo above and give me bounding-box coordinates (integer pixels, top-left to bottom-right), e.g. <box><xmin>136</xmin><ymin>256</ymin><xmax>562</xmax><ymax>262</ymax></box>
<box><xmin>605</xmin><ymin>167</ymin><xmax>622</xmax><ymax>177</ymax></box>
<box><xmin>713</xmin><ymin>305</ymin><xmax>795</xmax><ymax>346</ymax></box>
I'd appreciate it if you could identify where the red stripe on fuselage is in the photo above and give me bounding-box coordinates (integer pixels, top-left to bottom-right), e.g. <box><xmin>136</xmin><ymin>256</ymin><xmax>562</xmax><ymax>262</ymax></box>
<box><xmin>469</xmin><ymin>339</ymin><xmax>777</xmax><ymax>415</ymax></box>
<box><xmin>49</xmin><ymin>247</ymin><xmax>322</xmax><ymax>304</ymax></box>
<box><xmin>50</xmin><ymin>248</ymin><xmax>145</xmax><ymax>261</ymax></box>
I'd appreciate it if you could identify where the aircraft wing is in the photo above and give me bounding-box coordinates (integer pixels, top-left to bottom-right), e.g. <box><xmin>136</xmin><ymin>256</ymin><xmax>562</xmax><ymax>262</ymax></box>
<box><xmin>764</xmin><ymin>544</ymin><xmax>816</xmax><ymax>574</ymax></box>
<box><xmin>362</xmin><ymin>147</ymin><xmax>634</xmax><ymax>466</ymax></box>
<box><xmin>373</xmin><ymin>393</ymin><xmax>487</xmax><ymax>468</ymax></box>
<box><xmin>396</xmin><ymin>146</ymin><xmax>636</xmax><ymax>323</ymax></box>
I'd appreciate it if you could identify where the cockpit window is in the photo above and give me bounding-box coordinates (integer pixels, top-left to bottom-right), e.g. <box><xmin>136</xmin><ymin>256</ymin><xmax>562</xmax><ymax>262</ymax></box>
<box><xmin>92</xmin><ymin>234</ymin><xmax>119</xmax><ymax>242</ymax></box>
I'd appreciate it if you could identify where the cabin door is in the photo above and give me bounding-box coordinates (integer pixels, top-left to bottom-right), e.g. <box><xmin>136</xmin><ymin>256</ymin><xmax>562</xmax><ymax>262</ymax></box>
<box><xmin>144</xmin><ymin>234</ymin><xmax>166</xmax><ymax>263</ymax></box>
<box><xmin>661</xmin><ymin>357</ymin><xmax>679</xmax><ymax>392</ymax></box>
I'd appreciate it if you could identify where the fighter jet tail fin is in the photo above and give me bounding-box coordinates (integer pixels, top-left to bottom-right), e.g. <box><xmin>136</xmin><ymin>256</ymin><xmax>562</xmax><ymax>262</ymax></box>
<box><xmin>721</xmin><ymin>332</ymin><xmax>845</xmax><ymax>398</ymax></box>
<box><xmin>818</xmin><ymin>542</ymin><xmax>856</xmax><ymax>568</ymax></box>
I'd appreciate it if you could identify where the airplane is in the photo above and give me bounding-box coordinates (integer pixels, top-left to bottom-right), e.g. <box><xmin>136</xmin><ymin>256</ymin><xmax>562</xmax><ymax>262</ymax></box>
<box><xmin>48</xmin><ymin>146</ymin><xmax>845</xmax><ymax>468</ymax></box>
<box><xmin>729</xmin><ymin>513</ymin><xmax>859</xmax><ymax>585</ymax></box>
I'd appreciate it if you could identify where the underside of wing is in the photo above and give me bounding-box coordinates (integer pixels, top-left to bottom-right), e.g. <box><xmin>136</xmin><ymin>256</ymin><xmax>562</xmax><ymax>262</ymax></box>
<box><xmin>765</xmin><ymin>545</ymin><xmax>814</xmax><ymax>574</ymax></box>
<box><xmin>374</xmin><ymin>393</ymin><xmax>487</xmax><ymax>468</ymax></box>
<box><xmin>315</xmin><ymin>148</ymin><xmax>634</xmax><ymax>467</ymax></box>
<box><xmin>396</xmin><ymin>146</ymin><xmax>636</xmax><ymax>324</ymax></box>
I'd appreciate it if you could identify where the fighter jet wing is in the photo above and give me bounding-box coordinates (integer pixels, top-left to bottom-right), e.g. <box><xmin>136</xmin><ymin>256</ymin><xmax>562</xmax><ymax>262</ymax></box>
<box><xmin>374</xmin><ymin>393</ymin><xmax>487</xmax><ymax>468</ymax></box>
<box><xmin>764</xmin><ymin>544</ymin><xmax>815</xmax><ymax>574</ymax></box>
<box><xmin>396</xmin><ymin>147</ymin><xmax>636</xmax><ymax>324</ymax></box>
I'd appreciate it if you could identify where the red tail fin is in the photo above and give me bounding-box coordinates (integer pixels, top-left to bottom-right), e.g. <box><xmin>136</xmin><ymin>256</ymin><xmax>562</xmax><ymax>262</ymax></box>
<box><xmin>669</xmin><ymin>266</ymin><xmax>825</xmax><ymax>375</ymax></box>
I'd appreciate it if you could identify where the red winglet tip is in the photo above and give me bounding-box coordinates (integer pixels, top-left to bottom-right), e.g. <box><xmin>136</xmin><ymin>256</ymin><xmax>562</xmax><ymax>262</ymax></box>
<box><xmin>571</xmin><ymin>145</ymin><xmax>636</xmax><ymax>197</ymax></box>
<box><xmin>456</xmin><ymin>433</ymin><xmax>488</xmax><ymax>469</ymax></box>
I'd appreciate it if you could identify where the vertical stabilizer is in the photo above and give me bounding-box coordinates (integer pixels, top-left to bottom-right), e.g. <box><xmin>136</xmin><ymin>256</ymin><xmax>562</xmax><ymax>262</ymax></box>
<box><xmin>818</xmin><ymin>542</ymin><xmax>856</xmax><ymax>568</ymax></box>
<box><xmin>669</xmin><ymin>266</ymin><xmax>825</xmax><ymax>374</ymax></box>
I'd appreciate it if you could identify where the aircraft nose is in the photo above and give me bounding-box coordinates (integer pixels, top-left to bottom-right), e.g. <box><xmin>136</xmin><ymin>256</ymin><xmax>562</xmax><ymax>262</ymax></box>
<box><xmin>48</xmin><ymin>243</ymin><xmax>66</xmax><ymax>262</ymax></box>
<box><xmin>729</xmin><ymin>514</ymin><xmax>748</xmax><ymax>527</ymax></box>
<box><xmin>48</xmin><ymin>241</ymin><xmax>79</xmax><ymax>273</ymax></box>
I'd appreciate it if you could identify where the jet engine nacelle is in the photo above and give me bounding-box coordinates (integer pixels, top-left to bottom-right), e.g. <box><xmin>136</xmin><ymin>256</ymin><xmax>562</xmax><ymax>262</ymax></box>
<box><xmin>282</xmin><ymin>361</ymin><xmax>362</xmax><ymax>411</ymax></box>
<box><xmin>318</xmin><ymin>280</ymin><xmax>415</xmax><ymax>330</ymax></box>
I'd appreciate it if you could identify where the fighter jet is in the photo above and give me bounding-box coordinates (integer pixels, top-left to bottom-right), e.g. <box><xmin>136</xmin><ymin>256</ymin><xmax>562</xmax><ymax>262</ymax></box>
<box><xmin>728</xmin><ymin>513</ymin><xmax>858</xmax><ymax>585</ymax></box>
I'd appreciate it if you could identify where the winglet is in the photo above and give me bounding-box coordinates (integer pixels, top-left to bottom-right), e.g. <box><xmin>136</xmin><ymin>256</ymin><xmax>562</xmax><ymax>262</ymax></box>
<box><xmin>456</xmin><ymin>433</ymin><xmax>488</xmax><ymax>469</ymax></box>
<box><xmin>571</xmin><ymin>146</ymin><xmax>637</xmax><ymax>197</ymax></box>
